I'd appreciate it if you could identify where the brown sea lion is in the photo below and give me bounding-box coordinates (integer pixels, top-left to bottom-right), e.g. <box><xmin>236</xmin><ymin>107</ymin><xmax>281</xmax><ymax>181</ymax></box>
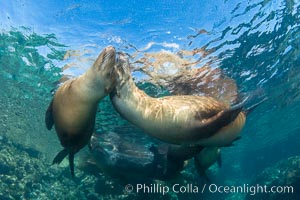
<box><xmin>110</xmin><ymin>53</ymin><xmax>246</xmax><ymax>147</ymax></box>
<box><xmin>45</xmin><ymin>46</ymin><xmax>117</xmax><ymax>177</ymax></box>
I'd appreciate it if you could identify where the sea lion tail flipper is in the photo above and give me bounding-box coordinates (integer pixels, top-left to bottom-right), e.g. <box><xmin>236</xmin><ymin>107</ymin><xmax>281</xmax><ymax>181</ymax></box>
<box><xmin>221</xmin><ymin>136</ymin><xmax>241</xmax><ymax>147</ymax></box>
<box><xmin>216</xmin><ymin>101</ymin><xmax>244</xmax><ymax>127</ymax></box>
<box><xmin>222</xmin><ymin>143</ymin><xmax>235</xmax><ymax>147</ymax></box>
<box><xmin>69</xmin><ymin>152</ymin><xmax>75</xmax><ymax>178</ymax></box>
<box><xmin>233</xmin><ymin>135</ymin><xmax>242</xmax><ymax>141</ymax></box>
<box><xmin>244</xmin><ymin>97</ymin><xmax>268</xmax><ymax>115</ymax></box>
<box><xmin>52</xmin><ymin>149</ymin><xmax>68</xmax><ymax>165</ymax></box>
<box><xmin>237</xmin><ymin>88</ymin><xmax>268</xmax><ymax>115</ymax></box>
<box><xmin>45</xmin><ymin>99</ymin><xmax>54</xmax><ymax>130</ymax></box>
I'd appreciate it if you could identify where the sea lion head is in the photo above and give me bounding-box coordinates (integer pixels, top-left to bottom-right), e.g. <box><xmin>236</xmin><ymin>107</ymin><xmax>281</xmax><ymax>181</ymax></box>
<box><xmin>90</xmin><ymin>46</ymin><xmax>117</xmax><ymax>94</ymax></box>
<box><xmin>114</xmin><ymin>52</ymin><xmax>132</xmax><ymax>90</ymax></box>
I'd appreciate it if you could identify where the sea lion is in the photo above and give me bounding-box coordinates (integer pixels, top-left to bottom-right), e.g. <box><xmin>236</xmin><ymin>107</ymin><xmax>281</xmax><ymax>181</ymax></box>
<box><xmin>110</xmin><ymin>53</ymin><xmax>246</xmax><ymax>147</ymax></box>
<box><xmin>45</xmin><ymin>46</ymin><xmax>117</xmax><ymax>177</ymax></box>
<box><xmin>89</xmin><ymin>131</ymin><xmax>155</xmax><ymax>179</ymax></box>
<box><xmin>84</xmin><ymin>131</ymin><xmax>204</xmax><ymax>181</ymax></box>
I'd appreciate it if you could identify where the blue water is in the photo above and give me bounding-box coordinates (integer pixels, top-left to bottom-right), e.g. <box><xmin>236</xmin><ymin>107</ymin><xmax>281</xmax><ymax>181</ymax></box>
<box><xmin>0</xmin><ymin>0</ymin><xmax>299</xmax><ymax>199</ymax></box>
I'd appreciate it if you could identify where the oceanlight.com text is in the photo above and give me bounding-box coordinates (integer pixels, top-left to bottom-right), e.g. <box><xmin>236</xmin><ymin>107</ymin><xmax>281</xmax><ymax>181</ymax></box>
<box><xmin>207</xmin><ymin>184</ymin><xmax>294</xmax><ymax>196</ymax></box>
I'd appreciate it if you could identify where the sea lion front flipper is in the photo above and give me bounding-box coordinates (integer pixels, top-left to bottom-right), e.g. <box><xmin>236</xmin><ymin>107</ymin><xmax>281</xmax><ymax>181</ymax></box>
<box><xmin>52</xmin><ymin>148</ymin><xmax>68</xmax><ymax>164</ymax></box>
<box><xmin>149</xmin><ymin>144</ymin><xmax>168</xmax><ymax>176</ymax></box>
<box><xmin>217</xmin><ymin>152</ymin><xmax>222</xmax><ymax>168</ymax></box>
<box><xmin>202</xmin><ymin>172</ymin><xmax>211</xmax><ymax>183</ymax></box>
<box><xmin>88</xmin><ymin>140</ymin><xmax>92</xmax><ymax>153</ymax></box>
<box><xmin>69</xmin><ymin>152</ymin><xmax>75</xmax><ymax>178</ymax></box>
<box><xmin>45</xmin><ymin>99</ymin><xmax>54</xmax><ymax>130</ymax></box>
<box><xmin>194</xmin><ymin>157</ymin><xmax>211</xmax><ymax>182</ymax></box>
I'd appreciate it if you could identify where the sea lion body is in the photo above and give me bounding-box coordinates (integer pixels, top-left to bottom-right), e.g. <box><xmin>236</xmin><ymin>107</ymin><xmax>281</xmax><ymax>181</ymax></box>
<box><xmin>45</xmin><ymin>46</ymin><xmax>116</xmax><ymax>177</ymax></box>
<box><xmin>110</xmin><ymin>54</ymin><xmax>246</xmax><ymax>147</ymax></box>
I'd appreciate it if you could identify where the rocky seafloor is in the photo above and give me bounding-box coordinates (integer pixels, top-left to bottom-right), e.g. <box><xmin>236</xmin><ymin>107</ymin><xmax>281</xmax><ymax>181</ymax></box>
<box><xmin>0</xmin><ymin>135</ymin><xmax>100</xmax><ymax>200</ymax></box>
<box><xmin>0</xmin><ymin>135</ymin><xmax>200</xmax><ymax>200</ymax></box>
<box><xmin>245</xmin><ymin>156</ymin><xmax>300</xmax><ymax>200</ymax></box>
<box><xmin>1</xmin><ymin>132</ymin><xmax>299</xmax><ymax>200</ymax></box>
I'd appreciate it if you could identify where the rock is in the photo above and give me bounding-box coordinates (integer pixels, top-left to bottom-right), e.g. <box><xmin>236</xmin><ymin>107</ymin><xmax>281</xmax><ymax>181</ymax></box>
<box><xmin>0</xmin><ymin>134</ymin><xmax>182</xmax><ymax>199</ymax></box>
<box><xmin>246</xmin><ymin>156</ymin><xmax>300</xmax><ymax>200</ymax></box>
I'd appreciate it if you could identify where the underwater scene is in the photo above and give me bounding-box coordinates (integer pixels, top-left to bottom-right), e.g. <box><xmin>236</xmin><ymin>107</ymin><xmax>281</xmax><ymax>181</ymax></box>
<box><xmin>0</xmin><ymin>0</ymin><xmax>299</xmax><ymax>199</ymax></box>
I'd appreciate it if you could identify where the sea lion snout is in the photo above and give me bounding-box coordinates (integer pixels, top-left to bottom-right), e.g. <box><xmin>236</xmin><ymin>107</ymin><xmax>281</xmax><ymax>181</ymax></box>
<box><xmin>90</xmin><ymin>135</ymin><xmax>109</xmax><ymax>157</ymax></box>
<box><xmin>93</xmin><ymin>46</ymin><xmax>116</xmax><ymax>72</ymax></box>
<box><xmin>90</xmin><ymin>46</ymin><xmax>118</xmax><ymax>94</ymax></box>
<box><xmin>116</xmin><ymin>53</ymin><xmax>131</xmax><ymax>73</ymax></box>
<box><xmin>114</xmin><ymin>53</ymin><xmax>131</xmax><ymax>87</ymax></box>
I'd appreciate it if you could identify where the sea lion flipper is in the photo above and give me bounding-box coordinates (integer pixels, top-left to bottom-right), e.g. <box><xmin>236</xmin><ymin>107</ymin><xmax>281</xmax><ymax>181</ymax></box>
<box><xmin>45</xmin><ymin>99</ymin><xmax>54</xmax><ymax>130</ymax></box>
<box><xmin>202</xmin><ymin>172</ymin><xmax>211</xmax><ymax>182</ymax></box>
<box><xmin>149</xmin><ymin>145</ymin><xmax>168</xmax><ymax>176</ymax></box>
<box><xmin>233</xmin><ymin>135</ymin><xmax>241</xmax><ymax>141</ymax></box>
<box><xmin>52</xmin><ymin>149</ymin><xmax>68</xmax><ymax>165</ymax></box>
<box><xmin>88</xmin><ymin>141</ymin><xmax>92</xmax><ymax>153</ymax></box>
<box><xmin>194</xmin><ymin>157</ymin><xmax>211</xmax><ymax>182</ymax></box>
<box><xmin>69</xmin><ymin>152</ymin><xmax>75</xmax><ymax>178</ymax></box>
<box><xmin>222</xmin><ymin>143</ymin><xmax>234</xmax><ymax>147</ymax></box>
<box><xmin>194</xmin><ymin>103</ymin><xmax>243</xmax><ymax>137</ymax></box>
<box><xmin>217</xmin><ymin>152</ymin><xmax>222</xmax><ymax>168</ymax></box>
<box><xmin>221</xmin><ymin>136</ymin><xmax>241</xmax><ymax>147</ymax></box>
<box><xmin>244</xmin><ymin>97</ymin><xmax>268</xmax><ymax>115</ymax></box>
